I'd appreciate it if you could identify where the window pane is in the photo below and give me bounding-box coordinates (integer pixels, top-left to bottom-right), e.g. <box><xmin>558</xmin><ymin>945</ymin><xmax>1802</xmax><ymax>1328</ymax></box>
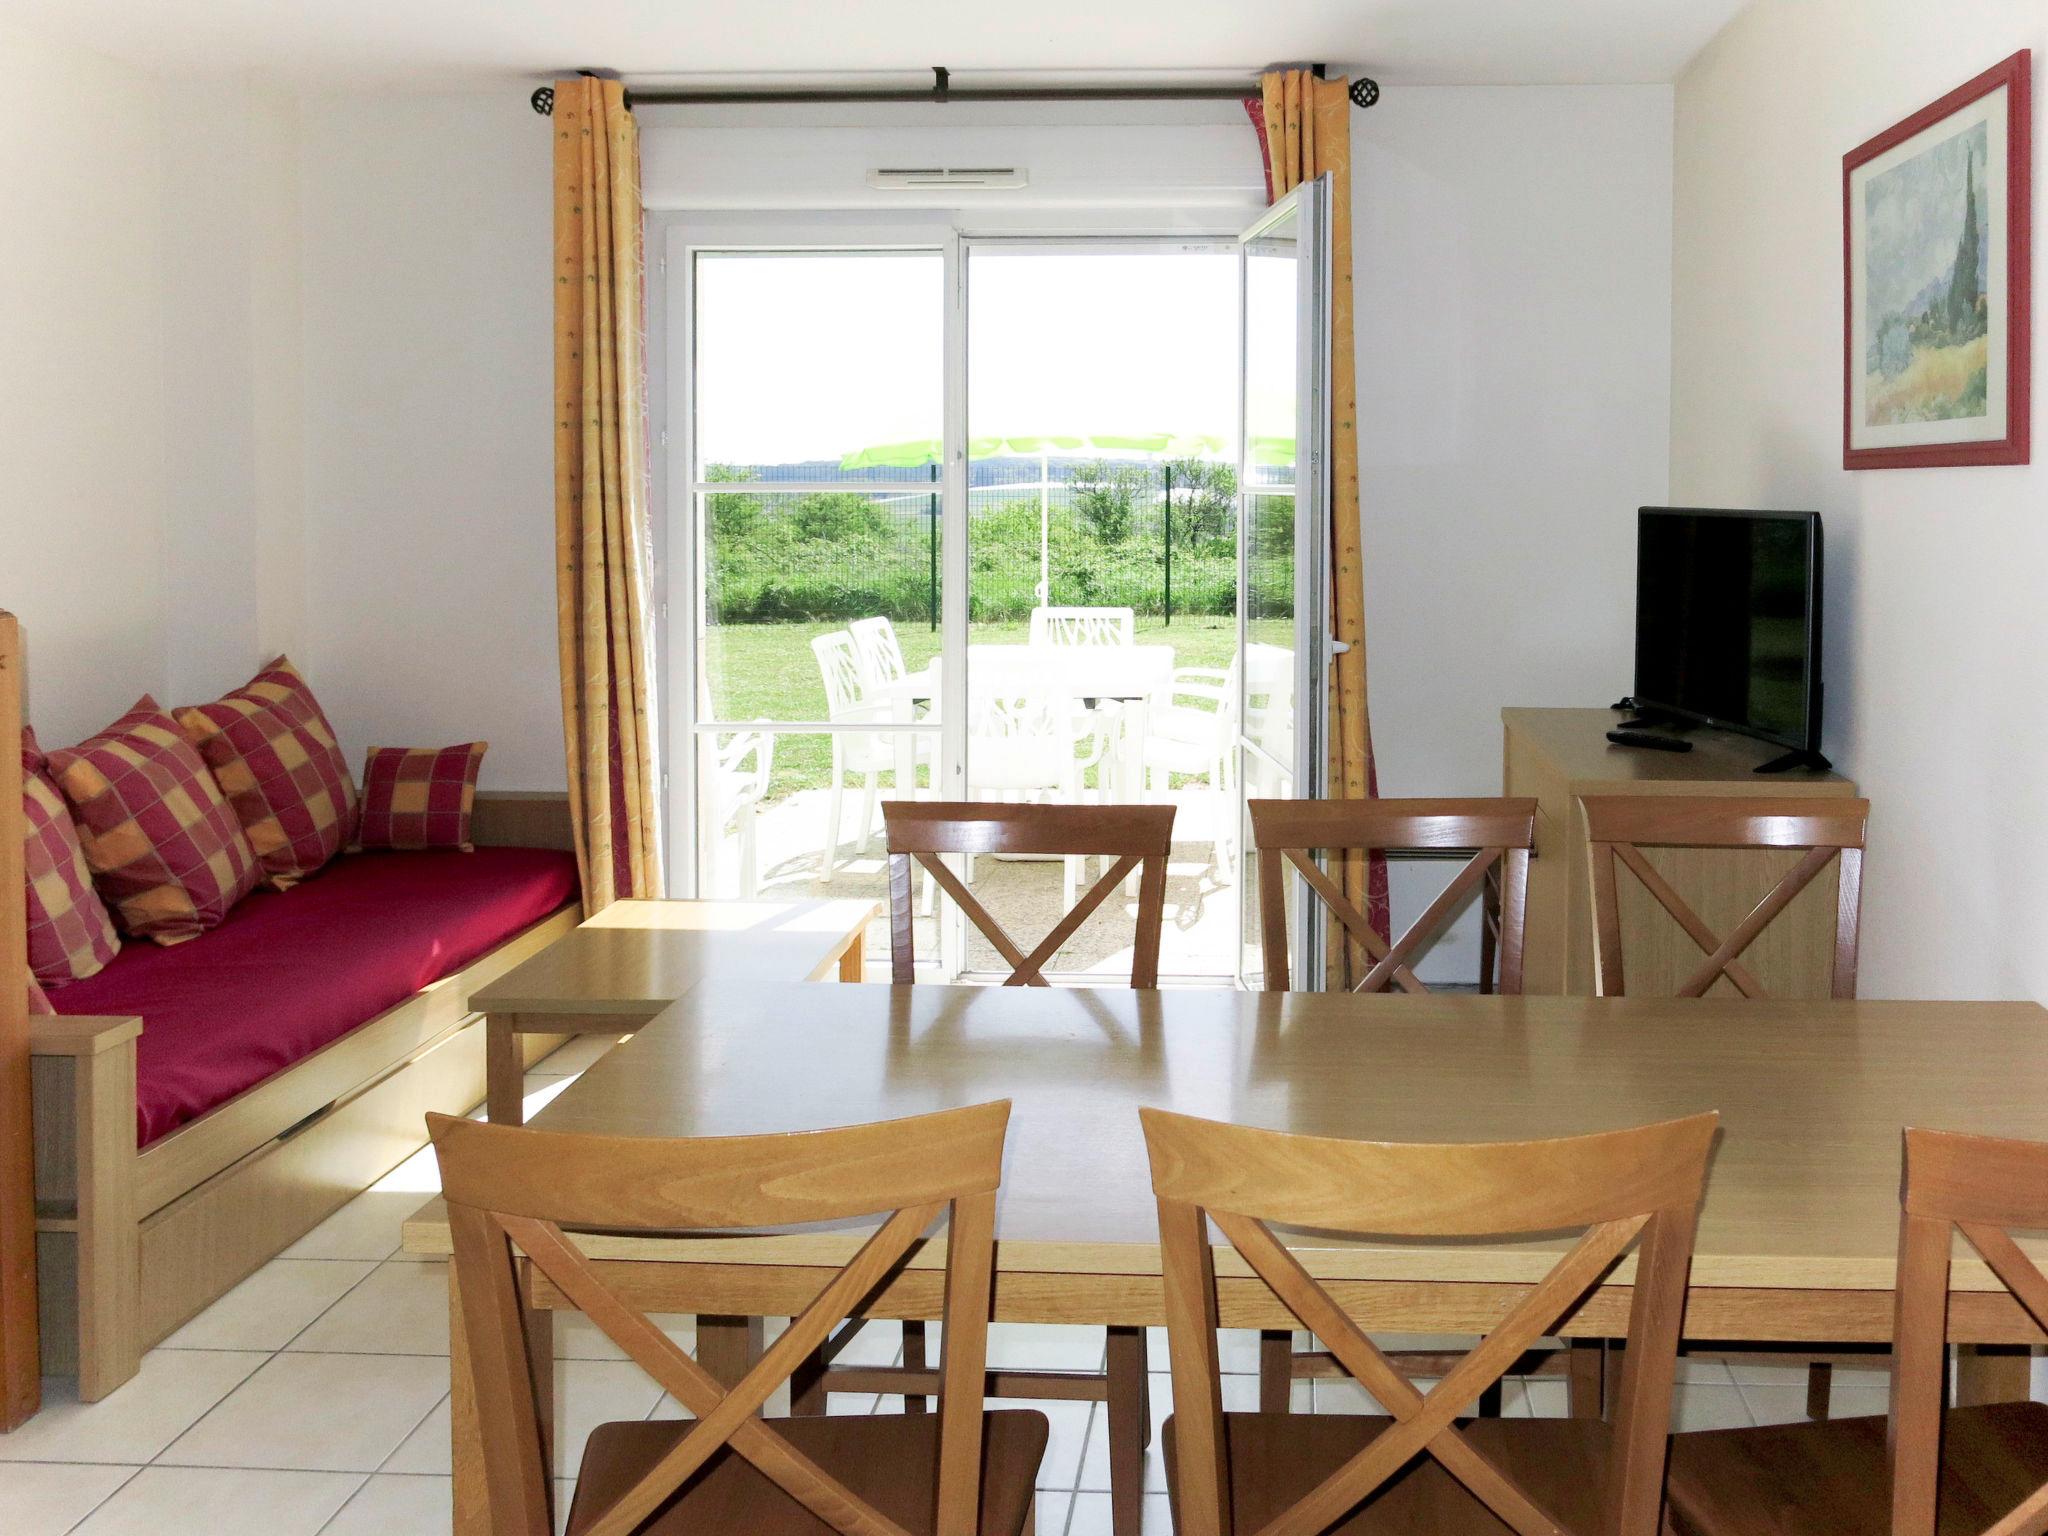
<box><xmin>694</xmin><ymin>251</ymin><xmax>942</xmax><ymax>482</ymax></box>
<box><xmin>700</xmin><ymin>489</ymin><xmax>943</xmax><ymax>722</ymax></box>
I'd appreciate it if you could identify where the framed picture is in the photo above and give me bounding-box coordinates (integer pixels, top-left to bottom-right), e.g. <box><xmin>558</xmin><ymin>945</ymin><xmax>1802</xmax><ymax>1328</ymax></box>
<box><xmin>1844</xmin><ymin>50</ymin><xmax>2031</xmax><ymax>469</ymax></box>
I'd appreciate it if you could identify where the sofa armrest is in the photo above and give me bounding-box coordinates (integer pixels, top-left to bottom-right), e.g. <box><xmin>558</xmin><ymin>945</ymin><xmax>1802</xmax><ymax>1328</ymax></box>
<box><xmin>29</xmin><ymin>1013</ymin><xmax>141</xmax><ymax>1400</ymax></box>
<box><xmin>30</xmin><ymin>1014</ymin><xmax>142</xmax><ymax>1058</ymax></box>
<box><xmin>470</xmin><ymin>791</ymin><xmax>574</xmax><ymax>852</ymax></box>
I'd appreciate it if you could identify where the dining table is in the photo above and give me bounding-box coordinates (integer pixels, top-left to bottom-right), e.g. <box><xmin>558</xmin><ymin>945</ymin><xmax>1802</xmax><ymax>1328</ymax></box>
<box><xmin>406</xmin><ymin>980</ymin><xmax>2048</xmax><ymax>1536</ymax></box>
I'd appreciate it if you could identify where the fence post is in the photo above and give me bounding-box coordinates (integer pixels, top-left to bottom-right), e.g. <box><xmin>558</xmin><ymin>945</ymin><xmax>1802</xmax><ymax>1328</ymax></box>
<box><xmin>1162</xmin><ymin>465</ymin><xmax>1173</xmax><ymax>626</ymax></box>
<box><xmin>927</xmin><ymin>462</ymin><xmax>939</xmax><ymax>632</ymax></box>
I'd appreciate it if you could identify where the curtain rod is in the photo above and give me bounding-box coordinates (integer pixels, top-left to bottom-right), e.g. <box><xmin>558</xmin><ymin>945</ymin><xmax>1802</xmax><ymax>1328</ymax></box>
<box><xmin>530</xmin><ymin>67</ymin><xmax>1380</xmax><ymax>115</ymax></box>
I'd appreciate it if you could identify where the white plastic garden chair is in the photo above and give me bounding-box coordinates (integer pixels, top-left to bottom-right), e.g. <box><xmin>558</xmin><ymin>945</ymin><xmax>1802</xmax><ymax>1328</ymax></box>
<box><xmin>849</xmin><ymin>615</ymin><xmax>914</xmax><ymax>697</ymax></box>
<box><xmin>810</xmin><ymin>630</ymin><xmax>926</xmax><ymax>878</ymax></box>
<box><xmin>963</xmin><ymin>659</ymin><xmax>1114</xmax><ymax>912</ymax></box>
<box><xmin>1141</xmin><ymin>658</ymin><xmax>1238</xmax><ymax>864</ymax></box>
<box><xmin>704</xmin><ymin>725</ymin><xmax>774</xmax><ymax>899</ymax></box>
<box><xmin>1243</xmin><ymin>641</ymin><xmax>1298</xmax><ymax>796</ymax></box>
<box><xmin>1027</xmin><ymin>605</ymin><xmax>1136</xmax><ymax>650</ymax></box>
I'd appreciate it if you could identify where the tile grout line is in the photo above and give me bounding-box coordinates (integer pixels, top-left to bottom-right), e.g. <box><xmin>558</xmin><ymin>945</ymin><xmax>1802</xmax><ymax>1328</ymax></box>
<box><xmin>144</xmin><ymin>1254</ymin><xmax>396</xmax><ymax>1474</ymax></box>
<box><xmin>53</xmin><ymin>1462</ymin><xmax>149</xmax><ymax>1536</ymax></box>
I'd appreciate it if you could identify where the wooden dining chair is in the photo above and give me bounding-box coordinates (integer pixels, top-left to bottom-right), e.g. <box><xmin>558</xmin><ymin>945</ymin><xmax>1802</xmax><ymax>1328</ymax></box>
<box><xmin>1580</xmin><ymin>793</ymin><xmax>1869</xmax><ymax>1422</ymax></box>
<box><xmin>430</xmin><ymin>1100</ymin><xmax>1047</xmax><ymax>1536</ymax></box>
<box><xmin>1248</xmin><ymin>797</ymin><xmax>1537</xmax><ymax>995</ymax></box>
<box><xmin>1247</xmin><ymin>797</ymin><xmax>1542</xmax><ymax>1417</ymax></box>
<box><xmin>836</xmin><ymin>799</ymin><xmax>1172</xmax><ymax>1536</ymax></box>
<box><xmin>1581</xmin><ymin>794</ymin><xmax>1869</xmax><ymax>1002</ymax></box>
<box><xmin>1143</xmin><ymin>1107</ymin><xmax>1719</xmax><ymax>1536</ymax></box>
<box><xmin>1665</xmin><ymin>1126</ymin><xmax>2048</xmax><ymax>1536</ymax></box>
<box><xmin>882</xmin><ymin>801</ymin><xmax>1176</xmax><ymax>987</ymax></box>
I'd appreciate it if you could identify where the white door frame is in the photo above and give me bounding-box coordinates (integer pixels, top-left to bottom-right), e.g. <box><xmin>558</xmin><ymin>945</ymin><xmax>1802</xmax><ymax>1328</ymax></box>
<box><xmin>651</xmin><ymin>209</ymin><xmax>1247</xmax><ymax>980</ymax></box>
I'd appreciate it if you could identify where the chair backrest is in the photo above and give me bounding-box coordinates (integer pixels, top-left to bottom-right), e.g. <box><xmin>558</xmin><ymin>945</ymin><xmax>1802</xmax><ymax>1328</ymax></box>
<box><xmin>1029</xmin><ymin>606</ymin><xmax>1135</xmax><ymax>650</ymax></box>
<box><xmin>431</xmin><ymin>1101</ymin><xmax>1012</xmax><ymax>1536</ymax></box>
<box><xmin>1890</xmin><ymin>1127</ymin><xmax>2048</xmax><ymax>1536</ymax></box>
<box><xmin>1580</xmin><ymin>795</ymin><xmax>1869</xmax><ymax>1000</ymax></box>
<box><xmin>882</xmin><ymin>801</ymin><xmax>1175</xmax><ymax>986</ymax></box>
<box><xmin>810</xmin><ymin>630</ymin><xmax>868</xmax><ymax>720</ymax></box>
<box><xmin>1242</xmin><ymin>643</ymin><xmax>1296</xmax><ymax>770</ymax></box>
<box><xmin>710</xmin><ymin>727</ymin><xmax>773</xmax><ymax>818</ymax></box>
<box><xmin>1249</xmin><ymin>798</ymin><xmax>1538</xmax><ymax>995</ymax></box>
<box><xmin>850</xmin><ymin>616</ymin><xmax>910</xmax><ymax>691</ymax></box>
<box><xmin>1143</xmin><ymin>1108</ymin><xmax>1718</xmax><ymax>1536</ymax></box>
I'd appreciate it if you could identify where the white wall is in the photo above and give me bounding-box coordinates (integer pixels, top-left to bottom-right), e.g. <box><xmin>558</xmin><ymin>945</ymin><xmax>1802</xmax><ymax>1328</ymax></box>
<box><xmin>298</xmin><ymin>94</ymin><xmax>562</xmax><ymax>786</ymax></box>
<box><xmin>1353</xmin><ymin>85</ymin><xmax>1675</xmax><ymax>974</ymax></box>
<box><xmin>162</xmin><ymin>81</ymin><xmax>307</xmax><ymax>701</ymax></box>
<box><xmin>1671</xmin><ymin>0</ymin><xmax>2046</xmax><ymax>1002</ymax></box>
<box><xmin>0</xmin><ymin>32</ymin><xmax>308</xmax><ymax>744</ymax></box>
<box><xmin>640</xmin><ymin>100</ymin><xmax>1264</xmax><ymax>213</ymax></box>
<box><xmin>1</xmin><ymin>23</ymin><xmax>170</xmax><ymax>743</ymax></box>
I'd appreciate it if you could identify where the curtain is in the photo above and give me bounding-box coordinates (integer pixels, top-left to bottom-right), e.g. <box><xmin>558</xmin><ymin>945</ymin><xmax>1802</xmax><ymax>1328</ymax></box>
<box><xmin>552</xmin><ymin>76</ymin><xmax>661</xmax><ymax>913</ymax></box>
<box><xmin>1248</xmin><ymin>70</ymin><xmax>1392</xmax><ymax>983</ymax></box>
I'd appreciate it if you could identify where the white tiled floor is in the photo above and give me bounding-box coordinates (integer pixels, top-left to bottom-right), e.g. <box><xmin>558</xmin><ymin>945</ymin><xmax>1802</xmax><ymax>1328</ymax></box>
<box><xmin>0</xmin><ymin>1063</ymin><xmax>1908</xmax><ymax>1535</ymax></box>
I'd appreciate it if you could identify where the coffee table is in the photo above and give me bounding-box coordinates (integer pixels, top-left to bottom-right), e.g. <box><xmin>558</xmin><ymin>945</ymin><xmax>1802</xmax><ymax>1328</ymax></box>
<box><xmin>471</xmin><ymin>897</ymin><xmax>879</xmax><ymax>1125</ymax></box>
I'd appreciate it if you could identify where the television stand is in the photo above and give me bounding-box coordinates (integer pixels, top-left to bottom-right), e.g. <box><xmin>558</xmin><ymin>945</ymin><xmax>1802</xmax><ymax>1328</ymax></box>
<box><xmin>1503</xmin><ymin>707</ymin><xmax>1855</xmax><ymax>997</ymax></box>
<box><xmin>1754</xmin><ymin>747</ymin><xmax>1833</xmax><ymax>775</ymax></box>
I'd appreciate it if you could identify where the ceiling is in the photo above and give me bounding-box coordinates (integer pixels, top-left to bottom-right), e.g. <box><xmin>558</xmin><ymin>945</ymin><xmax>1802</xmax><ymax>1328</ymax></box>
<box><xmin>0</xmin><ymin>0</ymin><xmax>1748</xmax><ymax>91</ymax></box>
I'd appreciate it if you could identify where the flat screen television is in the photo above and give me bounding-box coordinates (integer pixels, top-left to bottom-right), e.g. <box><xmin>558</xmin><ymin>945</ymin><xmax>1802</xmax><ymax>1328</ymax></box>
<box><xmin>1631</xmin><ymin>507</ymin><xmax>1825</xmax><ymax>770</ymax></box>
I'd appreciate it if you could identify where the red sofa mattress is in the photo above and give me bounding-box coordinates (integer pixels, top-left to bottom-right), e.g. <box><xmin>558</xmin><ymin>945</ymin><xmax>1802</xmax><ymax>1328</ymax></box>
<box><xmin>52</xmin><ymin>847</ymin><xmax>578</xmax><ymax>1146</ymax></box>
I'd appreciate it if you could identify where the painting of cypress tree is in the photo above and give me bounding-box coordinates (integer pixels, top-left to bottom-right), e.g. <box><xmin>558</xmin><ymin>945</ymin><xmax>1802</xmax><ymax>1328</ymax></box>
<box><xmin>1863</xmin><ymin>121</ymin><xmax>1990</xmax><ymax>424</ymax></box>
<box><xmin>1844</xmin><ymin>49</ymin><xmax>2029</xmax><ymax>469</ymax></box>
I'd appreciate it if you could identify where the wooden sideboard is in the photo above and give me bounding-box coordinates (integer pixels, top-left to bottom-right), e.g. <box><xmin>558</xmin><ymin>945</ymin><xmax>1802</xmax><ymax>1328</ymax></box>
<box><xmin>1503</xmin><ymin>708</ymin><xmax>1859</xmax><ymax>997</ymax></box>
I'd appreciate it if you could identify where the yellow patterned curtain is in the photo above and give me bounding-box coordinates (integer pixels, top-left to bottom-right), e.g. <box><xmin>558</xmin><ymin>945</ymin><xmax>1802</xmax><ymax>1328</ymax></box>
<box><xmin>552</xmin><ymin>77</ymin><xmax>661</xmax><ymax>913</ymax></box>
<box><xmin>1252</xmin><ymin>69</ymin><xmax>1389</xmax><ymax>983</ymax></box>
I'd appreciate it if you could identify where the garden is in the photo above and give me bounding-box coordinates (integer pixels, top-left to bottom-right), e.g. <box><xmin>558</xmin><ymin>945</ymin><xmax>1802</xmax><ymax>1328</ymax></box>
<box><xmin>699</xmin><ymin>455</ymin><xmax>1297</xmax><ymax>802</ymax></box>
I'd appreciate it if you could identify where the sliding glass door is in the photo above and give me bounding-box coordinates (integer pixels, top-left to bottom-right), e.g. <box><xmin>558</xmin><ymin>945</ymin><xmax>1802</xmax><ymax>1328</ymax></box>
<box><xmin>957</xmin><ymin>241</ymin><xmax>1240</xmax><ymax>981</ymax></box>
<box><xmin>679</xmin><ymin>243</ymin><xmax>951</xmax><ymax>968</ymax></box>
<box><xmin>663</xmin><ymin>210</ymin><xmax>1331</xmax><ymax>984</ymax></box>
<box><xmin>1235</xmin><ymin>178</ymin><xmax>1334</xmax><ymax>991</ymax></box>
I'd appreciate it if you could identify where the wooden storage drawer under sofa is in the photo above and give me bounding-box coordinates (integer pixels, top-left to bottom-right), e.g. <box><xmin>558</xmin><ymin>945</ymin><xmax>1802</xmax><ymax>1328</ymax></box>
<box><xmin>30</xmin><ymin>791</ymin><xmax>580</xmax><ymax>1399</ymax></box>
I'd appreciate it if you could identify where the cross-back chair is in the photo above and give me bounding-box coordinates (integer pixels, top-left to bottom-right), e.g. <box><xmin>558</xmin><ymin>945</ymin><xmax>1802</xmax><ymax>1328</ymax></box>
<box><xmin>1247</xmin><ymin>798</ymin><xmax>1544</xmax><ymax>1415</ymax></box>
<box><xmin>1144</xmin><ymin>1107</ymin><xmax>1719</xmax><ymax>1536</ymax></box>
<box><xmin>817</xmin><ymin>800</ymin><xmax>1171</xmax><ymax>1536</ymax></box>
<box><xmin>1249</xmin><ymin>798</ymin><xmax>1538</xmax><ymax>995</ymax></box>
<box><xmin>883</xmin><ymin>801</ymin><xmax>1175</xmax><ymax>988</ymax></box>
<box><xmin>1581</xmin><ymin>794</ymin><xmax>1869</xmax><ymax>1001</ymax></box>
<box><xmin>1580</xmin><ymin>794</ymin><xmax>1868</xmax><ymax>1420</ymax></box>
<box><xmin>1666</xmin><ymin>1126</ymin><xmax>2048</xmax><ymax>1536</ymax></box>
<box><xmin>430</xmin><ymin>1101</ymin><xmax>1047</xmax><ymax>1536</ymax></box>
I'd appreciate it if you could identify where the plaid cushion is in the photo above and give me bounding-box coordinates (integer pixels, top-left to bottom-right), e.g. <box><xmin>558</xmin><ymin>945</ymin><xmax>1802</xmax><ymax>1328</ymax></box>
<box><xmin>27</xmin><ymin>975</ymin><xmax>54</xmax><ymax>1015</ymax></box>
<box><xmin>175</xmin><ymin>657</ymin><xmax>359</xmax><ymax>890</ymax></box>
<box><xmin>21</xmin><ymin>727</ymin><xmax>119</xmax><ymax>986</ymax></box>
<box><xmin>356</xmin><ymin>743</ymin><xmax>488</xmax><ymax>851</ymax></box>
<box><xmin>46</xmin><ymin>698</ymin><xmax>261</xmax><ymax>945</ymax></box>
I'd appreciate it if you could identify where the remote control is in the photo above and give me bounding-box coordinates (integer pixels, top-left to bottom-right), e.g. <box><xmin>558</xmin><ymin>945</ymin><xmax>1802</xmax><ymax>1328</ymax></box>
<box><xmin>1606</xmin><ymin>729</ymin><xmax>1693</xmax><ymax>753</ymax></box>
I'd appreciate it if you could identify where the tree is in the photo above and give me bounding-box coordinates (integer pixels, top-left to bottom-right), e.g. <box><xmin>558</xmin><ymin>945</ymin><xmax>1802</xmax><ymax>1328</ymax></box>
<box><xmin>703</xmin><ymin>464</ymin><xmax>757</xmax><ymax>539</ymax></box>
<box><xmin>1070</xmin><ymin>459</ymin><xmax>1150</xmax><ymax>543</ymax></box>
<box><xmin>1164</xmin><ymin>457</ymin><xmax>1238</xmax><ymax>546</ymax></box>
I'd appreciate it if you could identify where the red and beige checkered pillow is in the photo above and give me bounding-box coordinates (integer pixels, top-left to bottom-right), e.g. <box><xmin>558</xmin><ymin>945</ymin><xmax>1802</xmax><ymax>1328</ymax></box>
<box><xmin>20</xmin><ymin>727</ymin><xmax>120</xmax><ymax>985</ymax></box>
<box><xmin>356</xmin><ymin>742</ymin><xmax>488</xmax><ymax>851</ymax></box>
<box><xmin>175</xmin><ymin>657</ymin><xmax>358</xmax><ymax>890</ymax></box>
<box><xmin>46</xmin><ymin>698</ymin><xmax>261</xmax><ymax>945</ymax></box>
<box><xmin>27</xmin><ymin>975</ymin><xmax>54</xmax><ymax>1016</ymax></box>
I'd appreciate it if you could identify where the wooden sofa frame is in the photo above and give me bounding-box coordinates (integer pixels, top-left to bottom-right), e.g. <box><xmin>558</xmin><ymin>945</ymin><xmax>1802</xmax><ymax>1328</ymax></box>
<box><xmin>29</xmin><ymin>789</ymin><xmax>581</xmax><ymax>1401</ymax></box>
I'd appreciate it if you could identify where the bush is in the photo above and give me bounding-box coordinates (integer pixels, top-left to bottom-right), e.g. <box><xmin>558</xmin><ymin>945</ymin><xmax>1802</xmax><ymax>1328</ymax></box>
<box><xmin>703</xmin><ymin>462</ymin><xmax>1243</xmax><ymax>624</ymax></box>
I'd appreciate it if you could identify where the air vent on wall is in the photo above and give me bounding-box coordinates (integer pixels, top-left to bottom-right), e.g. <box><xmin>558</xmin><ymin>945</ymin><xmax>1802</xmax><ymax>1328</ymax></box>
<box><xmin>866</xmin><ymin>166</ymin><xmax>1029</xmax><ymax>190</ymax></box>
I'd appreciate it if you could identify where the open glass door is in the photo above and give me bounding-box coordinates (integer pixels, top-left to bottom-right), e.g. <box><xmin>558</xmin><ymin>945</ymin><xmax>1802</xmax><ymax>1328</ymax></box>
<box><xmin>1235</xmin><ymin>176</ymin><xmax>1333</xmax><ymax>990</ymax></box>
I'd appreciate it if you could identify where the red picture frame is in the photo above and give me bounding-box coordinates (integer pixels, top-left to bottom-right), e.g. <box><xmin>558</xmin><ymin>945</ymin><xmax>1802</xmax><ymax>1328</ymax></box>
<box><xmin>1843</xmin><ymin>50</ymin><xmax>2031</xmax><ymax>469</ymax></box>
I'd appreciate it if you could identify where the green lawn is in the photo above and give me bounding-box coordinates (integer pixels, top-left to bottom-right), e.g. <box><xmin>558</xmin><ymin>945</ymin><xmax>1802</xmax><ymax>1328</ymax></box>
<box><xmin>702</xmin><ymin>618</ymin><xmax>1274</xmax><ymax>801</ymax></box>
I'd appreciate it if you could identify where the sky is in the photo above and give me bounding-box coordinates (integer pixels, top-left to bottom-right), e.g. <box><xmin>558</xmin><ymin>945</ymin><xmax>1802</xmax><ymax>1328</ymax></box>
<box><xmin>692</xmin><ymin>247</ymin><xmax>1242</xmax><ymax>471</ymax></box>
